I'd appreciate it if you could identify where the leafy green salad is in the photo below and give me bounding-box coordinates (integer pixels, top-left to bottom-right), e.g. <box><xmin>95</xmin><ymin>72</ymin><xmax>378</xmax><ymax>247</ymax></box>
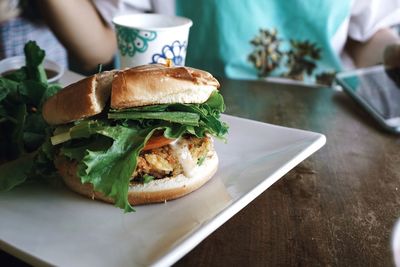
<box><xmin>0</xmin><ymin>41</ymin><xmax>61</xmax><ymax>191</ymax></box>
<box><xmin>0</xmin><ymin>41</ymin><xmax>61</xmax><ymax>160</ymax></box>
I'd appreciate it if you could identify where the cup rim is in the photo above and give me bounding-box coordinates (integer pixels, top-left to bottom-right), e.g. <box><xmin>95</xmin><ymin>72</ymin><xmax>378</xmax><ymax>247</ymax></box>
<box><xmin>112</xmin><ymin>13</ymin><xmax>193</xmax><ymax>31</ymax></box>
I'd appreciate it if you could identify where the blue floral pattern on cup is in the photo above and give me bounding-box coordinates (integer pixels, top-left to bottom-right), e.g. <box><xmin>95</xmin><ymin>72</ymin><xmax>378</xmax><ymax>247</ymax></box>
<box><xmin>115</xmin><ymin>25</ymin><xmax>157</xmax><ymax>57</ymax></box>
<box><xmin>151</xmin><ymin>40</ymin><xmax>187</xmax><ymax>66</ymax></box>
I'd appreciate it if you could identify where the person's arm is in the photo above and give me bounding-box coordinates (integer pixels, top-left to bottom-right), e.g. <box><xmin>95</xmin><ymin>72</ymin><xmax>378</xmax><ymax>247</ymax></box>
<box><xmin>40</xmin><ymin>0</ymin><xmax>117</xmax><ymax>71</ymax></box>
<box><xmin>345</xmin><ymin>28</ymin><xmax>400</xmax><ymax>68</ymax></box>
<box><xmin>383</xmin><ymin>42</ymin><xmax>400</xmax><ymax>69</ymax></box>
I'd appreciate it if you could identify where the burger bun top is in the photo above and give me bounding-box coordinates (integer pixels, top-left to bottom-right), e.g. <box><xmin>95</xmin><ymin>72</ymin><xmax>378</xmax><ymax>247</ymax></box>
<box><xmin>42</xmin><ymin>64</ymin><xmax>220</xmax><ymax>125</ymax></box>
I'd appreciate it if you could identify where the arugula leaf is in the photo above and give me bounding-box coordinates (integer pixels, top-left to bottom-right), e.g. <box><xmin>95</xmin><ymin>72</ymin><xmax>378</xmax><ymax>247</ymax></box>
<box><xmin>0</xmin><ymin>78</ymin><xmax>18</xmax><ymax>101</ymax></box>
<box><xmin>110</xmin><ymin>104</ymin><xmax>169</xmax><ymax>113</ymax></box>
<box><xmin>0</xmin><ymin>41</ymin><xmax>62</xmax><ymax>191</ymax></box>
<box><xmin>24</xmin><ymin>41</ymin><xmax>47</xmax><ymax>84</ymax></box>
<box><xmin>0</xmin><ymin>41</ymin><xmax>62</xmax><ymax>161</ymax></box>
<box><xmin>43</xmin><ymin>83</ymin><xmax>62</xmax><ymax>101</ymax></box>
<box><xmin>108</xmin><ymin>111</ymin><xmax>200</xmax><ymax>126</ymax></box>
<box><xmin>29</xmin><ymin>136</ymin><xmax>59</xmax><ymax>182</ymax></box>
<box><xmin>0</xmin><ymin>154</ymin><xmax>34</xmax><ymax>192</ymax></box>
<box><xmin>108</xmin><ymin>91</ymin><xmax>228</xmax><ymax>139</ymax></box>
<box><xmin>18</xmin><ymin>80</ymin><xmax>47</xmax><ymax>107</ymax></box>
<box><xmin>9</xmin><ymin>103</ymin><xmax>27</xmax><ymax>158</ymax></box>
<box><xmin>3</xmin><ymin>67</ymin><xmax>28</xmax><ymax>82</ymax></box>
<box><xmin>23</xmin><ymin>113</ymin><xmax>48</xmax><ymax>151</ymax></box>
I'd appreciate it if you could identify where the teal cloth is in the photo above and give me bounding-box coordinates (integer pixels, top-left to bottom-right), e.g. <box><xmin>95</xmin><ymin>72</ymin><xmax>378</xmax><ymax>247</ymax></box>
<box><xmin>176</xmin><ymin>0</ymin><xmax>351</xmax><ymax>79</ymax></box>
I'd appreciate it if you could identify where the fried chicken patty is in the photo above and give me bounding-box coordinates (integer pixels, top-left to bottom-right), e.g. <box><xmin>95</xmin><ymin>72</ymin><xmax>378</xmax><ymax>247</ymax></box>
<box><xmin>132</xmin><ymin>135</ymin><xmax>213</xmax><ymax>181</ymax></box>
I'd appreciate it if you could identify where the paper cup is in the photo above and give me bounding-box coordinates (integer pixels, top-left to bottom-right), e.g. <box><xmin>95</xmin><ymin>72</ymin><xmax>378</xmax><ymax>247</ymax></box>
<box><xmin>113</xmin><ymin>14</ymin><xmax>192</xmax><ymax>68</ymax></box>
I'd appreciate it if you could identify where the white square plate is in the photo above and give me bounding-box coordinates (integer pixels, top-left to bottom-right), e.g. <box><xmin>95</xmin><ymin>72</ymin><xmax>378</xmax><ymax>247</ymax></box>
<box><xmin>0</xmin><ymin>113</ymin><xmax>325</xmax><ymax>267</ymax></box>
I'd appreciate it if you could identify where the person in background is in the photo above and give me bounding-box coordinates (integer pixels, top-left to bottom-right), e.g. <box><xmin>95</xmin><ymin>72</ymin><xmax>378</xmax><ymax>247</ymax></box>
<box><xmin>41</xmin><ymin>0</ymin><xmax>172</xmax><ymax>72</ymax></box>
<box><xmin>0</xmin><ymin>0</ymin><xmax>117</xmax><ymax>73</ymax></box>
<box><xmin>96</xmin><ymin>0</ymin><xmax>400</xmax><ymax>84</ymax></box>
<box><xmin>175</xmin><ymin>0</ymin><xmax>400</xmax><ymax>83</ymax></box>
<box><xmin>2</xmin><ymin>0</ymin><xmax>399</xmax><ymax>82</ymax></box>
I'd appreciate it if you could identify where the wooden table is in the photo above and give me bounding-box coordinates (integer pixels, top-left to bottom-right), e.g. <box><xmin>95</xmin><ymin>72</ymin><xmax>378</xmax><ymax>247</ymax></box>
<box><xmin>1</xmin><ymin>78</ymin><xmax>400</xmax><ymax>266</ymax></box>
<box><xmin>174</xmin><ymin>78</ymin><xmax>400</xmax><ymax>266</ymax></box>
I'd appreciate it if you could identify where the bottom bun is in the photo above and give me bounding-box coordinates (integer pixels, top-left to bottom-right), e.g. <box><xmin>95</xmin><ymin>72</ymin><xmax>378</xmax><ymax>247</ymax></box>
<box><xmin>56</xmin><ymin>152</ymin><xmax>218</xmax><ymax>205</ymax></box>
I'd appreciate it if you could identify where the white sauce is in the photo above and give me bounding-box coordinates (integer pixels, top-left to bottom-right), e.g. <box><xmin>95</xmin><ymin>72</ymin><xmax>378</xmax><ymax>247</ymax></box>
<box><xmin>169</xmin><ymin>139</ymin><xmax>197</xmax><ymax>177</ymax></box>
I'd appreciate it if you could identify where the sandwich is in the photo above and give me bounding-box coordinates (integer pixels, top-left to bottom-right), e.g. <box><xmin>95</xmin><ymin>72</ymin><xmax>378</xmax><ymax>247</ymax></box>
<box><xmin>42</xmin><ymin>64</ymin><xmax>228</xmax><ymax>212</ymax></box>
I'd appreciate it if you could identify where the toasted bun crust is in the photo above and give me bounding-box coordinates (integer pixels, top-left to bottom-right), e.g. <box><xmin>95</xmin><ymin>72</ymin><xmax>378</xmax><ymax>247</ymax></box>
<box><xmin>55</xmin><ymin>152</ymin><xmax>218</xmax><ymax>205</ymax></box>
<box><xmin>111</xmin><ymin>64</ymin><xmax>219</xmax><ymax>109</ymax></box>
<box><xmin>42</xmin><ymin>70</ymin><xmax>116</xmax><ymax>125</ymax></box>
<box><xmin>42</xmin><ymin>64</ymin><xmax>220</xmax><ymax>125</ymax></box>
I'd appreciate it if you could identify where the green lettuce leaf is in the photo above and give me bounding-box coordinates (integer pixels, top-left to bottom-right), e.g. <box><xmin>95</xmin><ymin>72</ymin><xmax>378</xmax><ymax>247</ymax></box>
<box><xmin>77</xmin><ymin>125</ymin><xmax>155</xmax><ymax>212</ymax></box>
<box><xmin>0</xmin><ymin>154</ymin><xmax>34</xmax><ymax>192</ymax></box>
<box><xmin>69</xmin><ymin>121</ymin><xmax>212</xmax><ymax>212</ymax></box>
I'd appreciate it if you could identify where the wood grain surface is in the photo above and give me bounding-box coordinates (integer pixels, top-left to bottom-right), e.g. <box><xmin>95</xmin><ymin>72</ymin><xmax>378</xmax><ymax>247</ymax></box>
<box><xmin>175</xmin><ymin>79</ymin><xmax>400</xmax><ymax>267</ymax></box>
<box><xmin>1</xmin><ymin>78</ymin><xmax>400</xmax><ymax>266</ymax></box>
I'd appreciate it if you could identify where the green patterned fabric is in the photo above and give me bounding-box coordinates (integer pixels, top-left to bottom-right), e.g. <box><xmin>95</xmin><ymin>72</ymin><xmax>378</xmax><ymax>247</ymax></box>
<box><xmin>176</xmin><ymin>0</ymin><xmax>351</xmax><ymax>79</ymax></box>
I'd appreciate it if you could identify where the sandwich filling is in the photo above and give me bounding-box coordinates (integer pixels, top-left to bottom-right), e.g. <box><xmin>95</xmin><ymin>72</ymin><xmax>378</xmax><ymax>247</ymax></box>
<box><xmin>134</xmin><ymin>135</ymin><xmax>213</xmax><ymax>183</ymax></box>
<box><xmin>47</xmin><ymin>90</ymin><xmax>228</xmax><ymax>212</ymax></box>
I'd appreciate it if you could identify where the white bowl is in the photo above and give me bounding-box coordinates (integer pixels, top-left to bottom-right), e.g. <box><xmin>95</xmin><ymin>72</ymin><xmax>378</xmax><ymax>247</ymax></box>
<box><xmin>0</xmin><ymin>56</ymin><xmax>64</xmax><ymax>83</ymax></box>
